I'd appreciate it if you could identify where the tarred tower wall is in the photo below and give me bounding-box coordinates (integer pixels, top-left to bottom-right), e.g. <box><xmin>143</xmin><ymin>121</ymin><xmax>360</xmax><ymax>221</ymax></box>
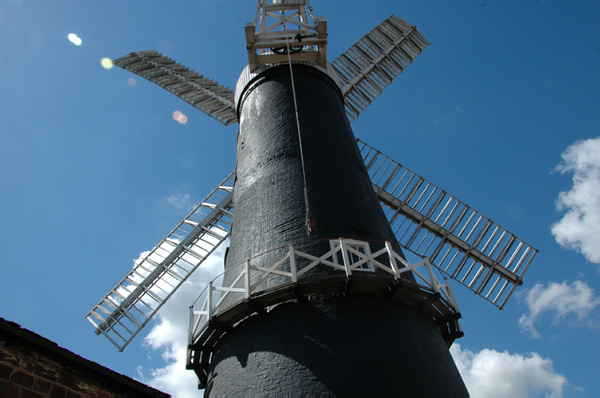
<box><xmin>206</xmin><ymin>64</ymin><xmax>468</xmax><ymax>397</ymax></box>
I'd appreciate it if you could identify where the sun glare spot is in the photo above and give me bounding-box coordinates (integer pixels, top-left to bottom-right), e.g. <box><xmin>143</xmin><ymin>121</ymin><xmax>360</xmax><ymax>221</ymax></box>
<box><xmin>67</xmin><ymin>33</ymin><xmax>82</xmax><ymax>46</ymax></box>
<box><xmin>101</xmin><ymin>57</ymin><xmax>114</xmax><ymax>69</ymax></box>
<box><xmin>127</xmin><ymin>77</ymin><xmax>137</xmax><ymax>87</ymax></box>
<box><xmin>172</xmin><ymin>111</ymin><xmax>188</xmax><ymax>125</ymax></box>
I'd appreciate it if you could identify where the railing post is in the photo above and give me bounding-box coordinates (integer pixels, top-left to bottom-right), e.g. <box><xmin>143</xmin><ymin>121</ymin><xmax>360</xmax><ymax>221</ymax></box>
<box><xmin>207</xmin><ymin>282</ymin><xmax>213</xmax><ymax>320</ymax></box>
<box><xmin>424</xmin><ymin>258</ymin><xmax>440</xmax><ymax>294</ymax></box>
<box><xmin>339</xmin><ymin>238</ymin><xmax>352</xmax><ymax>277</ymax></box>
<box><xmin>188</xmin><ymin>305</ymin><xmax>194</xmax><ymax>346</ymax></box>
<box><xmin>187</xmin><ymin>305</ymin><xmax>194</xmax><ymax>365</ymax></box>
<box><xmin>385</xmin><ymin>241</ymin><xmax>400</xmax><ymax>277</ymax></box>
<box><xmin>445</xmin><ymin>276</ymin><xmax>460</xmax><ymax>312</ymax></box>
<box><xmin>245</xmin><ymin>259</ymin><xmax>251</xmax><ymax>299</ymax></box>
<box><xmin>289</xmin><ymin>244</ymin><xmax>298</xmax><ymax>283</ymax></box>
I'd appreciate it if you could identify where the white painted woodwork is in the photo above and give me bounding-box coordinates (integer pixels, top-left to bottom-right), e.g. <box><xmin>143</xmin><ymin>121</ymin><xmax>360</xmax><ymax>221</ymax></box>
<box><xmin>358</xmin><ymin>139</ymin><xmax>538</xmax><ymax>309</ymax></box>
<box><xmin>332</xmin><ymin>15</ymin><xmax>429</xmax><ymax>122</ymax></box>
<box><xmin>187</xmin><ymin>237</ymin><xmax>462</xmax><ymax>371</ymax></box>
<box><xmin>114</xmin><ymin>51</ymin><xmax>237</xmax><ymax>126</ymax></box>
<box><xmin>246</xmin><ymin>0</ymin><xmax>327</xmax><ymax>69</ymax></box>
<box><xmin>86</xmin><ymin>172</ymin><xmax>235</xmax><ymax>351</ymax></box>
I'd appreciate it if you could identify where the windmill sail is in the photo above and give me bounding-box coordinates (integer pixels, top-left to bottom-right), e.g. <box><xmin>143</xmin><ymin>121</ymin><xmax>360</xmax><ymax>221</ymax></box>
<box><xmin>86</xmin><ymin>172</ymin><xmax>235</xmax><ymax>351</ymax></box>
<box><xmin>114</xmin><ymin>50</ymin><xmax>238</xmax><ymax>126</ymax></box>
<box><xmin>332</xmin><ymin>15</ymin><xmax>429</xmax><ymax>122</ymax></box>
<box><xmin>113</xmin><ymin>15</ymin><xmax>428</xmax><ymax>128</ymax></box>
<box><xmin>88</xmin><ymin>138</ymin><xmax>537</xmax><ymax>350</ymax></box>
<box><xmin>90</xmin><ymin>13</ymin><xmax>532</xmax><ymax>352</ymax></box>
<box><xmin>358</xmin><ymin>140</ymin><xmax>537</xmax><ymax>309</ymax></box>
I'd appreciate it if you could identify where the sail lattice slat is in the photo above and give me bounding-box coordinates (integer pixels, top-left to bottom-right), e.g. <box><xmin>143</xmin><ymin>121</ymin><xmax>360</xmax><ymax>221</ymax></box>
<box><xmin>85</xmin><ymin>172</ymin><xmax>235</xmax><ymax>351</ymax></box>
<box><xmin>114</xmin><ymin>50</ymin><xmax>238</xmax><ymax>126</ymax></box>
<box><xmin>359</xmin><ymin>140</ymin><xmax>537</xmax><ymax>309</ymax></box>
<box><xmin>334</xmin><ymin>15</ymin><xmax>429</xmax><ymax>122</ymax></box>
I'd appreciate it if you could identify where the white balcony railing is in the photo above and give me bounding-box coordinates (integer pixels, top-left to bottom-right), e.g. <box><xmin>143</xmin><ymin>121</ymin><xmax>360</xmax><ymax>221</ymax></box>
<box><xmin>186</xmin><ymin>237</ymin><xmax>462</xmax><ymax>378</ymax></box>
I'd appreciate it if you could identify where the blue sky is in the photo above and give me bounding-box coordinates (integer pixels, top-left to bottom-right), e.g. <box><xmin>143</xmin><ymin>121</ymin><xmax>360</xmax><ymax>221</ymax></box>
<box><xmin>1</xmin><ymin>1</ymin><xmax>600</xmax><ymax>397</ymax></box>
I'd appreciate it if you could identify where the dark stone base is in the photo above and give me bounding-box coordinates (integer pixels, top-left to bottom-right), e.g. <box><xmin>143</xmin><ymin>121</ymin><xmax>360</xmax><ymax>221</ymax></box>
<box><xmin>206</xmin><ymin>294</ymin><xmax>468</xmax><ymax>397</ymax></box>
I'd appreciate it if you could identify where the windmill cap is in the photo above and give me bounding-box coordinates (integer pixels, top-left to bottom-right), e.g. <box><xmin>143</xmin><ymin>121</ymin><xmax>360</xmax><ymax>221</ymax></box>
<box><xmin>234</xmin><ymin>61</ymin><xmax>343</xmax><ymax>109</ymax></box>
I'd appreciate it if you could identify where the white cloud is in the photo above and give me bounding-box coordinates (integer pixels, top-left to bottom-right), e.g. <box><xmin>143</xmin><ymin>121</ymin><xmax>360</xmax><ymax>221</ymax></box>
<box><xmin>551</xmin><ymin>137</ymin><xmax>600</xmax><ymax>264</ymax></box>
<box><xmin>137</xmin><ymin>245</ymin><xmax>226</xmax><ymax>398</ymax></box>
<box><xmin>519</xmin><ymin>280</ymin><xmax>600</xmax><ymax>338</ymax></box>
<box><xmin>451</xmin><ymin>344</ymin><xmax>568</xmax><ymax>398</ymax></box>
<box><xmin>166</xmin><ymin>193</ymin><xmax>193</xmax><ymax>210</ymax></box>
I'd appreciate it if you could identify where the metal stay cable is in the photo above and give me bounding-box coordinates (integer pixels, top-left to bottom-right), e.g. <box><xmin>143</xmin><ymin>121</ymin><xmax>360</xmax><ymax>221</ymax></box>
<box><xmin>281</xmin><ymin>3</ymin><xmax>313</xmax><ymax>233</ymax></box>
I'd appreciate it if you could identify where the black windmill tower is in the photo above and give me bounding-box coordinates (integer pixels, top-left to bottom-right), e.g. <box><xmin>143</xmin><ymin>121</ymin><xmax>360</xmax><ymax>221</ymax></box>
<box><xmin>87</xmin><ymin>1</ymin><xmax>538</xmax><ymax>396</ymax></box>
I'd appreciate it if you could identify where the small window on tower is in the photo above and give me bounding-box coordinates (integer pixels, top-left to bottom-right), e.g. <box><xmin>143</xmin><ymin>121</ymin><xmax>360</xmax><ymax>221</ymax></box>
<box><xmin>330</xmin><ymin>239</ymin><xmax>375</xmax><ymax>272</ymax></box>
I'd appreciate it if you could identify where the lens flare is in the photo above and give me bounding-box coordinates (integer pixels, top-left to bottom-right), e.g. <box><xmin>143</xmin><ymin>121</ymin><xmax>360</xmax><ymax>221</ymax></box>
<box><xmin>127</xmin><ymin>77</ymin><xmax>137</xmax><ymax>87</ymax></box>
<box><xmin>101</xmin><ymin>57</ymin><xmax>113</xmax><ymax>69</ymax></box>
<box><xmin>172</xmin><ymin>111</ymin><xmax>188</xmax><ymax>125</ymax></box>
<box><xmin>67</xmin><ymin>33</ymin><xmax>82</xmax><ymax>46</ymax></box>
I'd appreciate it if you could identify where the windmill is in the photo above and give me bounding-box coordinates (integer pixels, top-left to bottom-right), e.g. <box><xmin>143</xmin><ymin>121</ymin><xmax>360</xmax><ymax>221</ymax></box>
<box><xmin>87</xmin><ymin>1</ymin><xmax>537</xmax><ymax>395</ymax></box>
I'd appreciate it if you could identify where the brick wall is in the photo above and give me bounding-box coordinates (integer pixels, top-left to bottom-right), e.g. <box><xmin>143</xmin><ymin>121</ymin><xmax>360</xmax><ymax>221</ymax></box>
<box><xmin>1</xmin><ymin>340</ymin><xmax>113</xmax><ymax>397</ymax></box>
<box><xmin>0</xmin><ymin>319</ymin><xmax>169</xmax><ymax>398</ymax></box>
